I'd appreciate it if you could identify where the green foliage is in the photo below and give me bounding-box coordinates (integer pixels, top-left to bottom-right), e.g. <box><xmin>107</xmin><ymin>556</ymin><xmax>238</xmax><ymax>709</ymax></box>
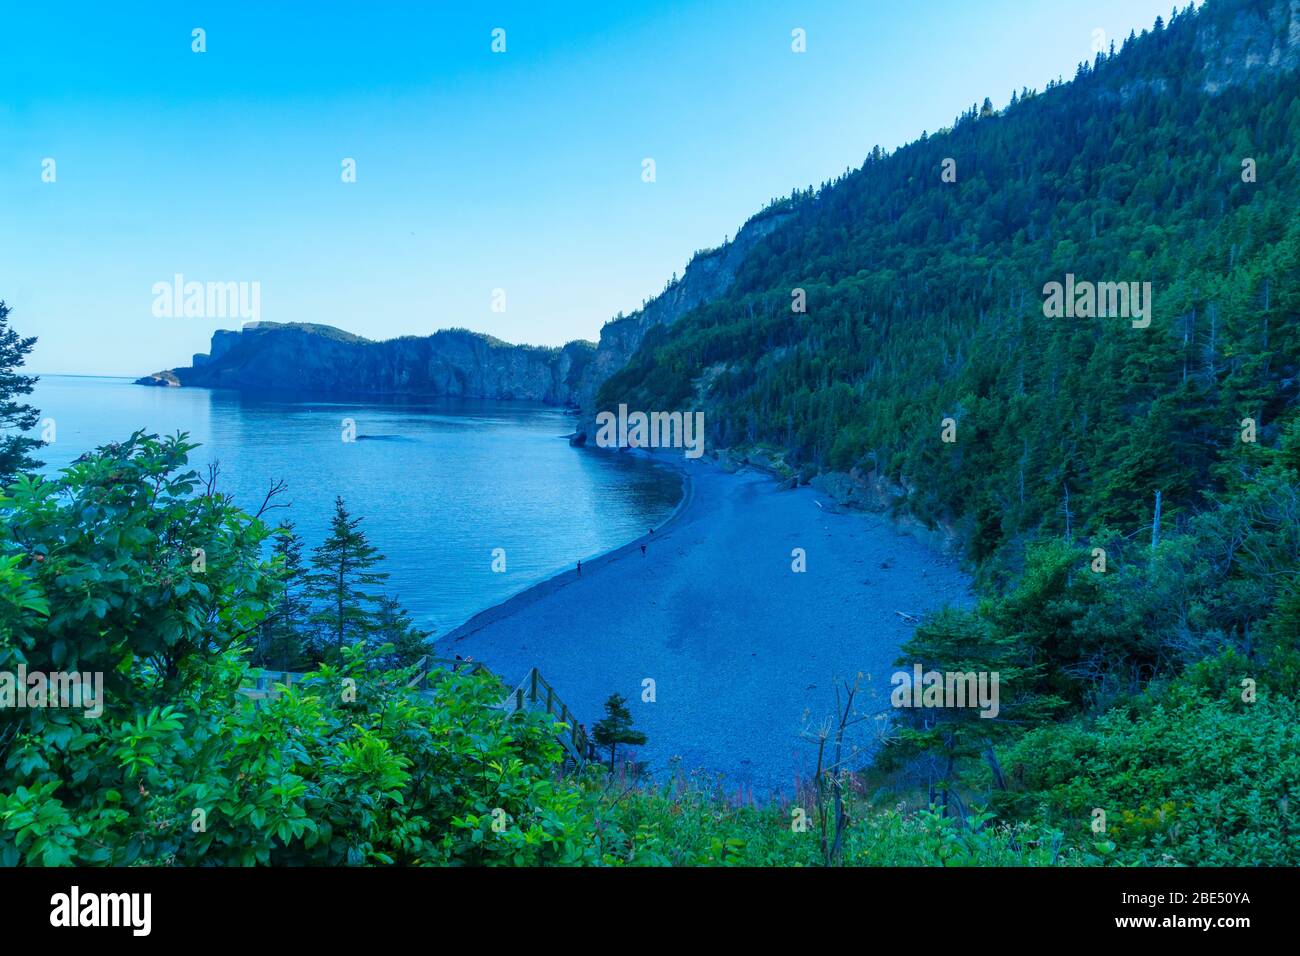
<box><xmin>0</xmin><ymin>432</ymin><xmax>278</xmax><ymax>703</ymax></box>
<box><xmin>0</xmin><ymin>644</ymin><xmax>600</xmax><ymax>866</ymax></box>
<box><xmin>595</xmin><ymin>0</ymin><xmax>1300</xmax><ymax>865</ymax></box>
<box><xmin>6</xmin><ymin>0</ymin><xmax>1299</xmax><ymax>866</ymax></box>
<box><xmin>885</xmin><ymin>604</ymin><xmax>1062</xmax><ymax>794</ymax></box>
<box><xmin>372</xmin><ymin>596</ymin><xmax>433</xmax><ymax>669</ymax></box>
<box><xmin>599</xmin><ymin>1</ymin><xmax>1300</xmax><ymax>579</ymax></box>
<box><xmin>591</xmin><ymin>692</ymin><xmax>647</xmax><ymax>769</ymax></box>
<box><xmin>253</xmin><ymin>522</ymin><xmax>310</xmax><ymax>670</ymax></box>
<box><xmin>0</xmin><ymin>301</ymin><xmax>43</xmax><ymax>484</ymax></box>
<box><xmin>995</xmin><ymin>678</ymin><xmax>1299</xmax><ymax>865</ymax></box>
<box><xmin>0</xmin><ymin>434</ymin><xmax>1083</xmax><ymax>866</ymax></box>
<box><xmin>0</xmin><ymin>440</ymin><xmax>588</xmax><ymax>865</ymax></box>
<box><xmin>588</xmin><ymin>778</ymin><xmax>1071</xmax><ymax>866</ymax></box>
<box><xmin>304</xmin><ymin>496</ymin><xmax>390</xmax><ymax>656</ymax></box>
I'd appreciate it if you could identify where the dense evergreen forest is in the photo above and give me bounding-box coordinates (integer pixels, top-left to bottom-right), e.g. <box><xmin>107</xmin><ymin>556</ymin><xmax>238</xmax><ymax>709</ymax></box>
<box><xmin>1</xmin><ymin>0</ymin><xmax>1296</xmax><ymax>866</ymax></box>
<box><xmin>604</xmin><ymin>1</ymin><xmax>1299</xmax><ymax>575</ymax></box>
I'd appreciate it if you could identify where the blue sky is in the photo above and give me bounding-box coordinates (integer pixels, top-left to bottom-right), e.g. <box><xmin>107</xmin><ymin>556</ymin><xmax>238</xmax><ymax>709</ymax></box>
<box><xmin>1</xmin><ymin>1</ymin><xmax>1188</xmax><ymax>376</ymax></box>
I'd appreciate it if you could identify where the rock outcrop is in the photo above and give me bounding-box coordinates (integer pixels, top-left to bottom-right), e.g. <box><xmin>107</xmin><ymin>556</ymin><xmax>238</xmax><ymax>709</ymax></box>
<box><xmin>136</xmin><ymin>370</ymin><xmax>181</xmax><ymax>387</ymax></box>
<box><xmin>570</xmin><ymin>206</ymin><xmax>795</xmax><ymax>431</ymax></box>
<box><xmin>138</xmin><ymin>322</ymin><xmax>594</xmax><ymax>404</ymax></box>
<box><xmin>1198</xmin><ymin>0</ymin><xmax>1300</xmax><ymax>92</ymax></box>
<box><xmin>137</xmin><ymin>207</ymin><xmax>795</xmax><ymax>413</ymax></box>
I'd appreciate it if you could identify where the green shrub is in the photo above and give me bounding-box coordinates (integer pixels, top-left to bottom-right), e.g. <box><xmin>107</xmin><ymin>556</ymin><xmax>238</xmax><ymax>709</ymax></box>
<box><xmin>996</xmin><ymin>680</ymin><xmax>1300</xmax><ymax>865</ymax></box>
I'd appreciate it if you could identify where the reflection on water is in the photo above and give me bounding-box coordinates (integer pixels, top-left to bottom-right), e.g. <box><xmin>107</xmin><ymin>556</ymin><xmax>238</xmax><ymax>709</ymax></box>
<box><xmin>31</xmin><ymin>376</ymin><xmax>682</xmax><ymax>633</ymax></box>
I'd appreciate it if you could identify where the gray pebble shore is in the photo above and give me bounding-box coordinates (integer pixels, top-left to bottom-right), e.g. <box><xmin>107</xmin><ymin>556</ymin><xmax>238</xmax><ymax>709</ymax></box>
<box><xmin>442</xmin><ymin>454</ymin><xmax>973</xmax><ymax>797</ymax></box>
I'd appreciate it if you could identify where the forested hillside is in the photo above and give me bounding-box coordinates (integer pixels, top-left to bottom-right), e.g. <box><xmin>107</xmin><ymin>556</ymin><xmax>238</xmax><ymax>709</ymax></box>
<box><xmin>602</xmin><ymin>0</ymin><xmax>1299</xmax><ymax>575</ymax></box>
<box><xmin>597</xmin><ymin>0</ymin><xmax>1300</xmax><ymax>861</ymax></box>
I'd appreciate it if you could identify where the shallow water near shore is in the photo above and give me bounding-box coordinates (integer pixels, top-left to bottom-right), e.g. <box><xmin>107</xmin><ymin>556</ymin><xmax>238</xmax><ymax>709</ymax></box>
<box><xmin>30</xmin><ymin>375</ymin><xmax>683</xmax><ymax>634</ymax></box>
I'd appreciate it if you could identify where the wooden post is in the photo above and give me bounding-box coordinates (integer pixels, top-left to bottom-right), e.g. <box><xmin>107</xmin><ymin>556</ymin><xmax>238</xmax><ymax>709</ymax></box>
<box><xmin>529</xmin><ymin>669</ymin><xmax>538</xmax><ymax>704</ymax></box>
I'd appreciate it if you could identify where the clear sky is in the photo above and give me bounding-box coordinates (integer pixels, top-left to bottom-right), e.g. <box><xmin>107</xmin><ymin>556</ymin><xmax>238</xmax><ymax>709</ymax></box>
<box><xmin>1</xmin><ymin>0</ymin><xmax>1187</xmax><ymax>376</ymax></box>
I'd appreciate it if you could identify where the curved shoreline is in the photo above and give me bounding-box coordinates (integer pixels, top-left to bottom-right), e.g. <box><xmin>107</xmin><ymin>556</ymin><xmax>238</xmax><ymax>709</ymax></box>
<box><xmin>444</xmin><ymin>453</ymin><xmax>974</xmax><ymax>795</ymax></box>
<box><xmin>441</xmin><ymin>449</ymin><xmax>696</xmax><ymax>644</ymax></box>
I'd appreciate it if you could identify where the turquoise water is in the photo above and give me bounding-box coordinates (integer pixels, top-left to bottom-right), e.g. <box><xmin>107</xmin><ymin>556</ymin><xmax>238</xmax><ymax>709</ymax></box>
<box><xmin>28</xmin><ymin>376</ymin><xmax>682</xmax><ymax>634</ymax></box>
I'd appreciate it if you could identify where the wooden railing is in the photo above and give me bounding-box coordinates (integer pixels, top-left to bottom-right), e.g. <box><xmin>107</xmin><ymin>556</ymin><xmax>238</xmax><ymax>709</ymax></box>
<box><xmin>240</xmin><ymin>657</ymin><xmax>593</xmax><ymax>767</ymax></box>
<box><xmin>500</xmin><ymin>667</ymin><xmax>594</xmax><ymax>767</ymax></box>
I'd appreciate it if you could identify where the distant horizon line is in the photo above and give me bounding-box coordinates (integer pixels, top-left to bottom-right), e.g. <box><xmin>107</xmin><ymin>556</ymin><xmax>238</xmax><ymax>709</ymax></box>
<box><xmin>31</xmin><ymin>373</ymin><xmax>137</xmax><ymax>380</ymax></box>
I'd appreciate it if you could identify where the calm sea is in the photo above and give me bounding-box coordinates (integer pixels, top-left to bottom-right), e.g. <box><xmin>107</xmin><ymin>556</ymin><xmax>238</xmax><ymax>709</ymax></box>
<box><xmin>28</xmin><ymin>376</ymin><xmax>682</xmax><ymax>634</ymax></box>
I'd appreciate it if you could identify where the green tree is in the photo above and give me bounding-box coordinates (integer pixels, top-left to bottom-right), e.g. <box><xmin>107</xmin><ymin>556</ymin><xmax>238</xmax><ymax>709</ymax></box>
<box><xmin>0</xmin><ymin>301</ymin><xmax>42</xmax><ymax>485</ymax></box>
<box><xmin>0</xmin><ymin>432</ymin><xmax>279</xmax><ymax>700</ymax></box>
<box><xmin>373</xmin><ymin>595</ymin><xmax>432</xmax><ymax>668</ymax></box>
<box><xmin>305</xmin><ymin>496</ymin><xmax>389</xmax><ymax>656</ymax></box>
<box><xmin>591</xmin><ymin>693</ymin><xmax>647</xmax><ymax>770</ymax></box>
<box><xmin>0</xmin><ymin>438</ymin><xmax>602</xmax><ymax>867</ymax></box>
<box><xmin>887</xmin><ymin>606</ymin><xmax>1061</xmax><ymax>817</ymax></box>
<box><xmin>255</xmin><ymin>522</ymin><xmax>310</xmax><ymax>670</ymax></box>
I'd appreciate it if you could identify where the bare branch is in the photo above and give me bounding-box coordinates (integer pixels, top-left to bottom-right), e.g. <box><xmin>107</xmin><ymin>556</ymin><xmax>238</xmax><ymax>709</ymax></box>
<box><xmin>254</xmin><ymin>478</ymin><xmax>291</xmax><ymax>518</ymax></box>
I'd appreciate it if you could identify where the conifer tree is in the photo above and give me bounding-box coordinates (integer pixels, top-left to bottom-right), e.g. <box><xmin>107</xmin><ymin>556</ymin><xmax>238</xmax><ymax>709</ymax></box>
<box><xmin>305</xmin><ymin>497</ymin><xmax>389</xmax><ymax>656</ymax></box>
<box><xmin>592</xmin><ymin>693</ymin><xmax>647</xmax><ymax>770</ymax></box>
<box><xmin>0</xmin><ymin>301</ymin><xmax>43</xmax><ymax>485</ymax></box>
<box><xmin>373</xmin><ymin>595</ymin><xmax>433</xmax><ymax>668</ymax></box>
<box><xmin>256</xmin><ymin>522</ymin><xmax>311</xmax><ymax>669</ymax></box>
<box><xmin>890</xmin><ymin>606</ymin><xmax>1061</xmax><ymax>816</ymax></box>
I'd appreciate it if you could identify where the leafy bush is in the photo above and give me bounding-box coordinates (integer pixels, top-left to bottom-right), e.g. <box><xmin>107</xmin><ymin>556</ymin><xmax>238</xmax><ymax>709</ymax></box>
<box><xmin>995</xmin><ymin>679</ymin><xmax>1300</xmax><ymax>865</ymax></box>
<box><xmin>0</xmin><ymin>435</ymin><xmax>600</xmax><ymax>865</ymax></box>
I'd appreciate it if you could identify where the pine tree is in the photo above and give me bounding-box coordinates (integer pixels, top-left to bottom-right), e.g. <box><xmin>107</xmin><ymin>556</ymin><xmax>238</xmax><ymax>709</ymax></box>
<box><xmin>0</xmin><ymin>301</ymin><xmax>43</xmax><ymax>485</ymax></box>
<box><xmin>255</xmin><ymin>522</ymin><xmax>310</xmax><ymax>669</ymax></box>
<box><xmin>591</xmin><ymin>693</ymin><xmax>647</xmax><ymax>770</ymax></box>
<box><xmin>373</xmin><ymin>595</ymin><xmax>433</xmax><ymax>668</ymax></box>
<box><xmin>305</xmin><ymin>497</ymin><xmax>389</xmax><ymax>656</ymax></box>
<box><xmin>890</xmin><ymin>606</ymin><xmax>1061</xmax><ymax>816</ymax></box>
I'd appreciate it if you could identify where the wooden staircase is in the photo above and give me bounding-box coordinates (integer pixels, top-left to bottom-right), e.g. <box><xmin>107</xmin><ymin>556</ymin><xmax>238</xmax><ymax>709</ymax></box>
<box><xmin>498</xmin><ymin>666</ymin><xmax>596</xmax><ymax>767</ymax></box>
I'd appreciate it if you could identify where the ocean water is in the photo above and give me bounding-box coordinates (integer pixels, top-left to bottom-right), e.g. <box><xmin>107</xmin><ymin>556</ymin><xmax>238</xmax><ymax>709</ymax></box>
<box><xmin>28</xmin><ymin>376</ymin><xmax>682</xmax><ymax>635</ymax></box>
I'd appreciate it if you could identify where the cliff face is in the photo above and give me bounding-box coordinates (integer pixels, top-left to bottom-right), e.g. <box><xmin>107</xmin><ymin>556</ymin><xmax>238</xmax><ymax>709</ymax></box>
<box><xmin>137</xmin><ymin>209</ymin><xmax>794</xmax><ymax>413</ymax></box>
<box><xmin>138</xmin><ymin>322</ymin><xmax>594</xmax><ymax>405</ymax></box>
<box><xmin>1199</xmin><ymin>0</ymin><xmax>1300</xmax><ymax>92</ymax></box>
<box><xmin>571</xmin><ymin>207</ymin><xmax>795</xmax><ymax>427</ymax></box>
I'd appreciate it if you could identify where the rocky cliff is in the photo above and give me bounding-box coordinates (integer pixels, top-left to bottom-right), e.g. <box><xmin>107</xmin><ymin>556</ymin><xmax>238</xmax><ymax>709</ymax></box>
<box><xmin>138</xmin><ymin>322</ymin><xmax>594</xmax><ymax>405</ymax></box>
<box><xmin>134</xmin><ymin>0</ymin><xmax>1295</xmax><ymax>421</ymax></box>
<box><xmin>1198</xmin><ymin>0</ymin><xmax>1300</xmax><ymax>92</ymax></box>
<box><xmin>570</xmin><ymin>206</ymin><xmax>795</xmax><ymax>425</ymax></box>
<box><xmin>138</xmin><ymin>208</ymin><xmax>795</xmax><ymax>414</ymax></box>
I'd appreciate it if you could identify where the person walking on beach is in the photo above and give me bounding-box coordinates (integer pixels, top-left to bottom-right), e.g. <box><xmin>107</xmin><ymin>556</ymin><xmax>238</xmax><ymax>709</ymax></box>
<box><xmin>640</xmin><ymin>544</ymin><xmax>646</xmax><ymax>555</ymax></box>
<box><xmin>576</xmin><ymin>560</ymin><xmax>582</xmax><ymax>575</ymax></box>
